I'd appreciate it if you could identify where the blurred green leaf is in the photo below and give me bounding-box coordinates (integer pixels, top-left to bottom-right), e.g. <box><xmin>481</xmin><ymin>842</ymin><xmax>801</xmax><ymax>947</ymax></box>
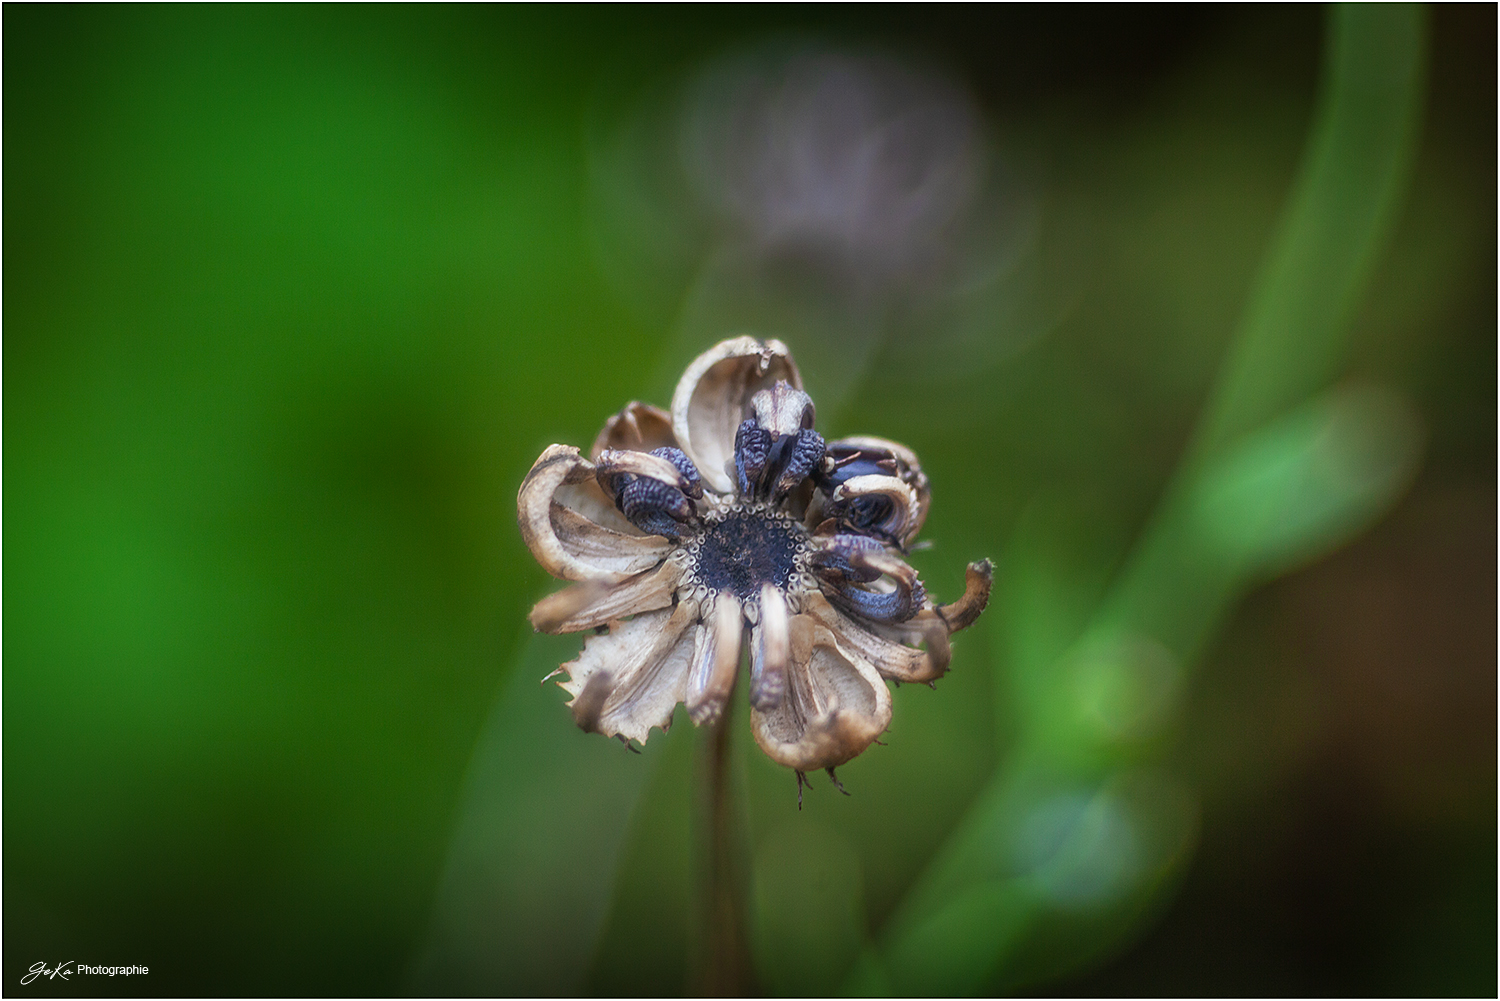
<box><xmin>583</xmin><ymin>717</ymin><xmax>698</xmax><ymax>996</ymax></box>
<box><xmin>872</xmin><ymin>4</ymin><xmax>1429</xmax><ymax>991</ymax></box>
<box><xmin>1192</xmin><ymin>2</ymin><xmax>1427</xmax><ymax>458</ymax></box>
<box><xmin>750</xmin><ymin>820</ymin><xmax>867</xmax><ymax>996</ymax></box>
<box><xmin>1190</xmin><ymin>382</ymin><xmax>1423</xmax><ymax>581</ymax></box>
<box><xmin>410</xmin><ymin>635</ymin><xmax>662</xmax><ymax>995</ymax></box>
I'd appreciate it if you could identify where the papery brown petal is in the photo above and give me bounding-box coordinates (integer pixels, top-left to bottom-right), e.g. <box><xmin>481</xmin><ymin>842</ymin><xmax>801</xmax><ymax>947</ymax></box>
<box><xmin>591</xmin><ymin>401</ymin><xmax>677</xmax><ymax>460</ymax></box>
<box><xmin>557</xmin><ymin>600</ymin><xmax>698</xmax><ymax>744</ymax></box>
<box><xmin>549</xmin><ymin>504</ymin><xmax>673</xmax><ymax>573</ymax></box>
<box><xmin>686</xmin><ymin>593</ymin><xmax>743</xmax><ymax>726</ymax></box>
<box><xmin>824</xmin><ymin>435</ymin><xmax>931</xmax><ymax>540</ymax></box>
<box><xmin>936</xmin><ymin>559</ymin><xmax>994</xmax><ymax>632</ymax></box>
<box><xmin>518</xmin><ymin>445</ymin><xmax>671</xmax><ymax>582</ymax></box>
<box><xmin>671</xmin><ymin>336</ymin><xmax>801</xmax><ymax>495</ymax></box>
<box><xmin>528</xmin><ymin>560</ymin><xmax>683</xmax><ymax>634</ymax></box>
<box><xmin>749</xmin><ymin>584</ymin><xmax>790</xmax><ymax>710</ymax></box>
<box><xmin>865</xmin><ymin>612</ymin><xmax>954</xmax><ymax>675</ymax></box>
<box><xmin>829</xmin><ymin>474</ymin><xmax>923</xmax><ymax>548</ymax></box>
<box><xmin>749</xmin><ymin>614</ymin><xmax>892</xmax><ymax>771</ymax></box>
<box><xmin>749</xmin><ymin>382</ymin><xmax>816</xmax><ymax>437</ymax></box>
<box><xmin>801</xmin><ymin>590</ymin><xmax>945</xmax><ymax>683</ymax></box>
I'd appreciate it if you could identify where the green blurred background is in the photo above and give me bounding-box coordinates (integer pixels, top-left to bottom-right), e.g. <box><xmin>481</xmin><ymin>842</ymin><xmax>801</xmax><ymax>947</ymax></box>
<box><xmin>6</xmin><ymin>5</ymin><xmax>1493</xmax><ymax>996</ymax></box>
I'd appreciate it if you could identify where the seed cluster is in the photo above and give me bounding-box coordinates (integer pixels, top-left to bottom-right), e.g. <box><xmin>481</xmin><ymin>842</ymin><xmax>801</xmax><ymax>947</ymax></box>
<box><xmin>684</xmin><ymin>502</ymin><xmax>810</xmax><ymax>603</ymax></box>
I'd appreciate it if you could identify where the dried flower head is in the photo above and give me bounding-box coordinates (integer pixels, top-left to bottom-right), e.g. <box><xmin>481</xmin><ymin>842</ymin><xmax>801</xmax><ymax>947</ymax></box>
<box><xmin>518</xmin><ymin>337</ymin><xmax>990</xmax><ymax>785</ymax></box>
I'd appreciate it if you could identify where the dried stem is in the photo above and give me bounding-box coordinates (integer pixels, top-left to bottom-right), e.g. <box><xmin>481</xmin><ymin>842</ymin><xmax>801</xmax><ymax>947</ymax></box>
<box><xmin>695</xmin><ymin>709</ymin><xmax>756</xmax><ymax>996</ymax></box>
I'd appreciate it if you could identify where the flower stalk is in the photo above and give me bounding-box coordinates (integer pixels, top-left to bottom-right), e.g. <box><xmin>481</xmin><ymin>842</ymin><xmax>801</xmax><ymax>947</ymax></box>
<box><xmin>696</xmin><ymin>710</ymin><xmax>756</xmax><ymax>997</ymax></box>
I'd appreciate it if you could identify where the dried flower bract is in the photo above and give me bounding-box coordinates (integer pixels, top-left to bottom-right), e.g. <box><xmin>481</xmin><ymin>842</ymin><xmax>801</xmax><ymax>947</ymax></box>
<box><xmin>518</xmin><ymin>337</ymin><xmax>991</xmax><ymax>783</ymax></box>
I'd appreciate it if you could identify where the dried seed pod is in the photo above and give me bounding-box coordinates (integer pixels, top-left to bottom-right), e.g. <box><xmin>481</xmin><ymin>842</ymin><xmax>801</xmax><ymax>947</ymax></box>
<box><xmin>519</xmin><ymin>338</ymin><xmax>990</xmax><ymax>779</ymax></box>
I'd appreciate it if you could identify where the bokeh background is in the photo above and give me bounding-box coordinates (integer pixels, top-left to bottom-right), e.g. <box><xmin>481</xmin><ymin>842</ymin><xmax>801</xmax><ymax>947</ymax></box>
<box><xmin>6</xmin><ymin>5</ymin><xmax>1493</xmax><ymax>997</ymax></box>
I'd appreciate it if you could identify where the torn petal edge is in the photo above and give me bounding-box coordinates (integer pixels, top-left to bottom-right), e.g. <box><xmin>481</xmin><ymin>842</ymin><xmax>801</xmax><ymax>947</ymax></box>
<box><xmin>560</xmin><ymin>600</ymin><xmax>698</xmax><ymax>745</ymax></box>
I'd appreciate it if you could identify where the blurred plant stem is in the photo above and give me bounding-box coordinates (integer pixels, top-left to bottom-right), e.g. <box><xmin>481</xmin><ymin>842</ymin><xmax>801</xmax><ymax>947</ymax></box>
<box><xmin>696</xmin><ymin>710</ymin><xmax>757</xmax><ymax>996</ymax></box>
<box><xmin>1101</xmin><ymin>1</ymin><xmax>1428</xmax><ymax>664</ymax></box>
<box><xmin>859</xmin><ymin>5</ymin><xmax>1428</xmax><ymax>995</ymax></box>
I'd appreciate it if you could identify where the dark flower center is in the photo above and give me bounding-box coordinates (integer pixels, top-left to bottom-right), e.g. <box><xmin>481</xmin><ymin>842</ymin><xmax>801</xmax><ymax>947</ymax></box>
<box><xmin>691</xmin><ymin>509</ymin><xmax>803</xmax><ymax>601</ymax></box>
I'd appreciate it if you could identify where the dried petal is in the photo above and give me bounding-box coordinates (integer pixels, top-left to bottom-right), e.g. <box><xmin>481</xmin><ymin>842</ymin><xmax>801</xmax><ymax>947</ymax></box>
<box><xmin>528</xmin><ymin>560</ymin><xmax>683</xmax><ymax>634</ymax></box>
<box><xmin>750</xmin><ymin>583</ymin><xmax>790</xmax><ymax>709</ymax></box>
<box><xmin>594</xmin><ymin>448</ymin><xmax>702</xmax><ymax>538</ymax></box>
<box><xmin>819</xmin><ymin>435</ymin><xmax>931</xmax><ymax>541</ymax></box>
<box><xmin>801</xmin><ymin>590</ymin><xmax>945</xmax><ymax>683</ymax></box>
<box><xmin>671</xmin><ymin>336</ymin><xmax>801</xmax><ymax>495</ymax></box>
<box><xmin>935</xmin><ymin>559</ymin><xmax>993</xmax><ymax>632</ymax></box>
<box><xmin>750</xmin><ymin>614</ymin><xmax>892</xmax><ymax>771</ymax></box>
<box><xmin>558</xmin><ymin>600</ymin><xmax>698</xmax><ymax>744</ymax></box>
<box><xmin>686</xmin><ymin>593</ymin><xmax>744</xmax><ymax>726</ymax></box>
<box><xmin>810</xmin><ymin>540</ymin><xmax>926</xmax><ymax>623</ymax></box>
<box><xmin>518</xmin><ymin>445</ymin><xmax>673</xmax><ymax>582</ymax></box>
<box><xmin>594</xmin><ymin>448</ymin><xmax>700</xmax><ymax>498</ymax></box>
<box><xmin>824</xmin><ymin>474</ymin><xmax>923</xmax><ymax>548</ymax></box>
<box><xmin>855</xmin><ymin>560</ymin><xmax>993</xmax><ymax>676</ymax></box>
<box><xmin>591</xmin><ymin>401</ymin><xmax>678</xmax><ymax>460</ymax></box>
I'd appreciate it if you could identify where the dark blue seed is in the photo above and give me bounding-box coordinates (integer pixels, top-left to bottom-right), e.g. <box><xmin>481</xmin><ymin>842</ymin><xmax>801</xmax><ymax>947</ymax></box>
<box><xmin>773</xmin><ymin>429</ymin><xmax>825</xmax><ymax>500</ymax></box>
<box><xmin>649</xmin><ymin>447</ymin><xmax>703</xmax><ymax>499</ymax></box>
<box><xmin>826</xmin><ymin>581</ymin><xmax>916</xmax><ymax>622</ymax></box>
<box><xmin>734</xmin><ymin>420</ymin><xmax>772</xmax><ymax>497</ymax></box>
<box><xmin>619</xmin><ymin>476</ymin><xmax>694</xmax><ymax>538</ymax></box>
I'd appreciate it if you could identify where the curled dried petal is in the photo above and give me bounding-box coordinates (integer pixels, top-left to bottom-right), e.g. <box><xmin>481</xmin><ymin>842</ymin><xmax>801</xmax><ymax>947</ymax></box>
<box><xmin>824</xmin><ymin>474</ymin><xmax>923</xmax><ymax>548</ymax></box>
<box><xmin>591</xmin><ymin>401</ymin><xmax>678</xmax><ymax>460</ymax></box>
<box><xmin>672</xmin><ymin>336</ymin><xmax>801</xmax><ymax>495</ymax></box>
<box><xmin>811</xmin><ymin>540</ymin><xmax>926</xmax><ymax>623</ymax></box>
<box><xmin>594</xmin><ymin>448</ymin><xmax>699</xmax><ymax>497</ymax></box>
<box><xmin>594</xmin><ymin>449</ymin><xmax>703</xmax><ymax>539</ymax></box>
<box><xmin>518</xmin><ymin>445</ymin><xmax>673</xmax><ymax>582</ymax></box>
<box><xmin>819</xmin><ymin>436</ymin><xmax>930</xmax><ymax>542</ymax></box>
<box><xmin>750</xmin><ymin>614</ymin><xmax>892</xmax><ymax>771</ymax></box>
<box><xmin>854</xmin><ymin>560</ymin><xmax>993</xmax><ymax>680</ymax></box>
<box><xmin>687</xmin><ymin>593</ymin><xmax>743</xmax><ymax>726</ymax></box>
<box><xmin>935</xmin><ymin>559</ymin><xmax>994</xmax><ymax>632</ymax></box>
<box><xmin>528</xmin><ymin>560</ymin><xmax>683</xmax><ymax>634</ymax></box>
